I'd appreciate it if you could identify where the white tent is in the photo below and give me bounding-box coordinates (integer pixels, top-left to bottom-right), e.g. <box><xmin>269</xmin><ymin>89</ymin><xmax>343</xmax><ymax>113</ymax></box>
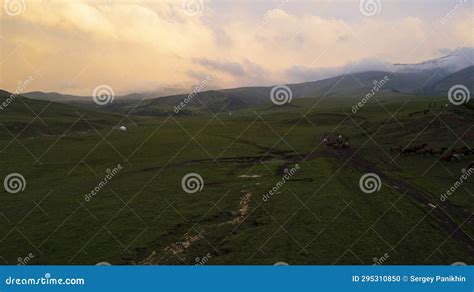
<box><xmin>119</xmin><ymin>126</ymin><xmax>127</xmax><ymax>131</ymax></box>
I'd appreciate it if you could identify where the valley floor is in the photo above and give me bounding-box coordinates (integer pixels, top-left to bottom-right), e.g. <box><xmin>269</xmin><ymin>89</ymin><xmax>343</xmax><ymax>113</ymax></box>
<box><xmin>0</xmin><ymin>97</ymin><xmax>473</xmax><ymax>265</ymax></box>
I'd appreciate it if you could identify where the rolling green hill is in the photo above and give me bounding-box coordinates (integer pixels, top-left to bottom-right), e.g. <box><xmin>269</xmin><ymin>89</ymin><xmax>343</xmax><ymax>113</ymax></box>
<box><xmin>107</xmin><ymin>71</ymin><xmax>436</xmax><ymax>116</ymax></box>
<box><xmin>429</xmin><ymin>65</ymin><xmax>474</xmax><ymax>95</ymax></box>
<box><xmin>0</xmin><ymin>90</ymin><xmax>125</xmax><ymax>138</ymax></box>
<box><xmin>20</xmin><ymin>66</ymin><xmax>470</xmax><ymax>117</ymax></box>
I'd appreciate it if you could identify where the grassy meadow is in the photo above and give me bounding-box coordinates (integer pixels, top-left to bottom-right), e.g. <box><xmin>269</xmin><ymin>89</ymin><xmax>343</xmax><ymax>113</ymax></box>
<box><xmin>0</xmin><ymin>94</ymin><xmax>473</xmax><ymax>265</ymax></box>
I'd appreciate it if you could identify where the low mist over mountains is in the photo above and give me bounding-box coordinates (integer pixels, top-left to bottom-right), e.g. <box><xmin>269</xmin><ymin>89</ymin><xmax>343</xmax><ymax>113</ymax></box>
<box><xmin>393</xmin><ymin>50</ymin><xmax>473</xmax><ymax>75</ymax></box>
<box><xmin>17</xmin><ymin>52</ymin><xmax>474</xmax><ymax>114</ymax></box>
<box><xmin>428</xmin><ymin>66</ymin><xmax>474</xmax><ymax>96</ymax></box>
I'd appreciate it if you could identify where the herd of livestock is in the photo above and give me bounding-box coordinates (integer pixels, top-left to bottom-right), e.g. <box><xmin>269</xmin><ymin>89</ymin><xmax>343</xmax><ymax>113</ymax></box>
<box><xmin>391</xmin><ymin>144</ymin><xmax>473</xmax><ymax>162</ymax></box>
<box><xmin>321</xmin><ymin>133</ymin><xmax>473</xmax><ymax>169</ymax></box>
<box><xmin>322</xmin><ymin>133</ymin><xmax>350</xmax><ymax>149</ymax></box>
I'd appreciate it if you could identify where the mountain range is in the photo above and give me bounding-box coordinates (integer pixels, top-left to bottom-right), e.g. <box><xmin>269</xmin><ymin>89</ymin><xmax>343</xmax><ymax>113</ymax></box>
<box><xmin>15</xmin><ymin>54</ymin><xmax>474</xmax><ymax>115</ymax></box>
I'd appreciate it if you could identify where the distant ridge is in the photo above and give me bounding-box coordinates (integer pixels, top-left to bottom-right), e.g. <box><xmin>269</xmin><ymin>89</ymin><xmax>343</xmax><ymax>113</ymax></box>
<box><xmin>428</xmin><ymin>65</ymin><xmax>474</xmax><ymax>95</ymax></box>
<box><xmin>10</xmin><ymin>55</ymin><xmax>473</xmax><ymax>115</ymax></box>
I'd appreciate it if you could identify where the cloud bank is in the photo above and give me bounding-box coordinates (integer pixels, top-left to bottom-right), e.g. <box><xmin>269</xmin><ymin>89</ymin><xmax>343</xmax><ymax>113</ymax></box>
<box><xmin>0</xmin><ymin>0</ymin><xmax>472</xmax><ymax>95</ymax></box>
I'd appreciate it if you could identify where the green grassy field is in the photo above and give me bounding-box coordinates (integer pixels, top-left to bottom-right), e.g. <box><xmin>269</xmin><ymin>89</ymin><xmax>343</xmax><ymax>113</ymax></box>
<box><xmin>0</xmin><ymin>94</ymin><xmax>473</xmax><ymax>265</ymax></box>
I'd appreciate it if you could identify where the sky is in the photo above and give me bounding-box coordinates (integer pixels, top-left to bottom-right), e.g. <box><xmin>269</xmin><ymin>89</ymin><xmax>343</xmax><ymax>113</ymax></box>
<box><xmin>0</xmin><ymin>0</ymin><xmax>473</xmax><ymax>96</ymax></box>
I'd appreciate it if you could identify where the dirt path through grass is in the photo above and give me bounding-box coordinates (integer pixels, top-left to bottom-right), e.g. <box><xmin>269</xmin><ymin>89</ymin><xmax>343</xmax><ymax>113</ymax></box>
<box><xmin>137</xmin><ymin>188</ymin><xmax>253</xmax><ymax>264</ymax></box>
<box><xmin>318</xmin><ymin>148</ymin><xmax>474</xmax><ymax>255</ymax></box>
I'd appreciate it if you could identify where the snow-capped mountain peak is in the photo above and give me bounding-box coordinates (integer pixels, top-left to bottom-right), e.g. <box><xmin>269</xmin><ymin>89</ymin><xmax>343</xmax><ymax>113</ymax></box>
<box><xmin>393</xmin><ymin>50</ymin><xmax>474</xmax><ymax>75</ymax></box>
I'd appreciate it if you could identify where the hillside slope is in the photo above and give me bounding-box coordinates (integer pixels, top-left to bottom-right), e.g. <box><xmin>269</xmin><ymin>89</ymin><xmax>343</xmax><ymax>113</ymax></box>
<box><xmin>113</xmin><ymin>71</ymin><xmax>431</xmax><ymax>115</ymax></box>
<box><xmin>428</xmin><ymin>66</ymin><xmax>474</xmax><ymax>96</ymax></box>
<box><xmin>17</xmin><ymin>66</ymin><xmax>471</xmax><ymax>116</ymax></box>
<box><xmin>0</xmin><ymin>90</ymin><xmax>123</xmax><ymax>138</ymax></box>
